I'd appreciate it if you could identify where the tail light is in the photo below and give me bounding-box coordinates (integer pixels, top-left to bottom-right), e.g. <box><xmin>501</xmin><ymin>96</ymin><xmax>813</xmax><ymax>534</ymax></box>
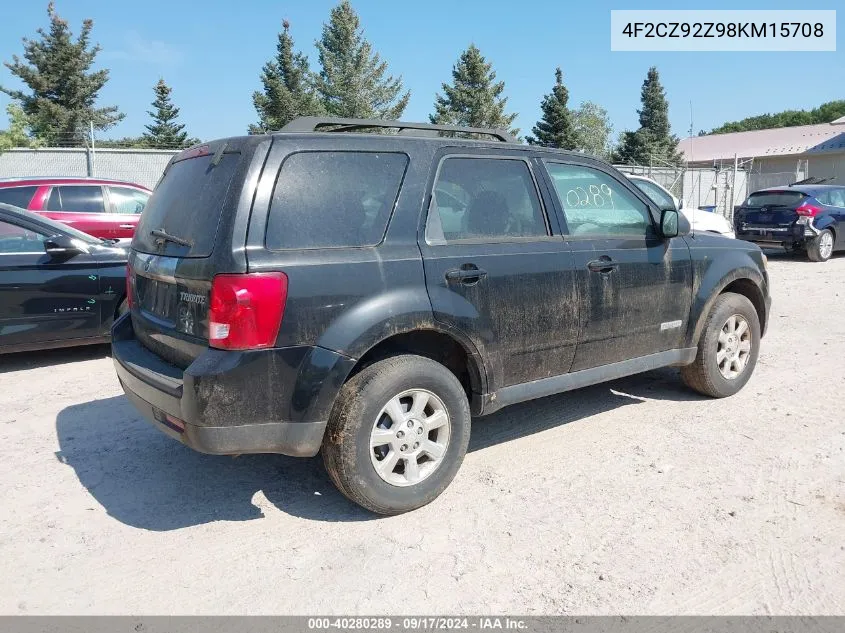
<box><xmin>209</xmin><ymin>273</ymin><xmax>287</xmax><ymax>350</ymax></box>
<box><xmin>125</xmin><ymin>263</ymin><xmax>133</xmax><ymax>309</ymax></box>
<box><xmin>796</xmin><ymin>202</ymin><xmax>822</xmax><ymax>217</ymax></box>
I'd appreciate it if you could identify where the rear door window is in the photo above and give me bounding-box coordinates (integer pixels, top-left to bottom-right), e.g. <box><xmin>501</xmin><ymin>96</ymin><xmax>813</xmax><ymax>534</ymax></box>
<box><xmin>266</xmin><ymin>151</ymin><xmax>409</xmax><ymax>250</ymax></box>
<box><xmin>45</xmin><ymin>186</ymin><xmax>106</xmax><ymax>213</ymax></box>
<box><xmin>133</xmin><ymin>152</ymin><xmax>241</xmax><ymax>258</ymax></box>
<box><xmin>108</xmin><ymin>186</ymin><xmax>149</xmax><ymax>214</ymax></box>
<box><xmin>426</xmin><ymin>157</ymin><xmax>548</xmax><ymax>243</ymax></box>
<box><xmin>744</xmin><ymin>191</ymin><xmax>806</xmax><ymax>207</ymax></box>
<box><xmin>818</xmin><ymin>188</ymin><xmax>845</xmax><ymax>208</ymax></box>
<box><xmin>0</xmin><ymin>186</ymin><xmax>38</xmax><ymax>209</ymax></box>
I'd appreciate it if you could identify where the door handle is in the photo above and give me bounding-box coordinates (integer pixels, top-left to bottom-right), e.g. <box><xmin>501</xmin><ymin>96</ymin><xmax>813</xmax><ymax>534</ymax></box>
<box><xmin>445</xmin><ymin>265</ymin><xmax>488</xmax><ymax>285</ymax></box>
<box><xmin>119</xmin><ymin>224</ymin><xmax>135</xmax><ymax>229</ymax></box>
<box><xmin>586</xmin><ymin>257</ymin><xmax>618</xmax><ymax>274</ymax></box>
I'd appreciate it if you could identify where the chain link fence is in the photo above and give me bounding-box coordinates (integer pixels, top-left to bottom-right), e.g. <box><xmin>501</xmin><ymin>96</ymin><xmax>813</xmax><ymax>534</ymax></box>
<box><xmin>614</xmin><ymin>163</ymin><xmax>749</xmax><ymax>220</ymax></box>
<box><xmin>0</xmin><ymin>147</ymin><xmax>179</xmax><ymax>190</ymax></box>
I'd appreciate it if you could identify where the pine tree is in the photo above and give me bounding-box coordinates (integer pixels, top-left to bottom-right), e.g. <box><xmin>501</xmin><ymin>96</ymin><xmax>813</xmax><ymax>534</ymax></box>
<box><xmin>142</xmin><ymin>79</ymin><xmax>193</xmax><ymax>149</ymax></box>
<box><xmin>250</xmin><ymin>20</ymin><xmax>321</xmax><ymax>133</ymax></box>
<box><xmin>1</xmin><ymin>2</ymin><xmax>123</xmax><ymax>146</ymax></box>
<box><xmin>614</xmin><ymin>67</ymin><xmax>681</xmax><ymax>165</ymax></box>
<box><xmin>431</xmin><ymin>45</ymin><xmax>518</xmax><ymax>137</ymax></box>
<box><xmin>527</xmin><ymin>68</ymin><xmax>577</xmax><ymax>148</ymax></box>
<box><xmin>315</xmin><ymin>1</ymin><xmax>409</xmax><ymax>120</ymax></box>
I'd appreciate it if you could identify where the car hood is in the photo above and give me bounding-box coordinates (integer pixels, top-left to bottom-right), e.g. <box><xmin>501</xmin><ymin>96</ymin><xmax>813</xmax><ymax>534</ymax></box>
<box><xmin>681</xmin><ymin>209</ymin><xmax>733</xmax><ymax>234</ymax></box>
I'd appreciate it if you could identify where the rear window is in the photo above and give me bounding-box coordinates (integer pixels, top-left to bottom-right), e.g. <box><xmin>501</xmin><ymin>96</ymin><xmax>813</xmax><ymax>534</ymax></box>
<box><xmin>744</xmin><ymin>191</ymin><xmax>806</xmax><ymax>207</ymax></box>
<box><xmin>0</xmin><ymin>186</ymin><xmax>37</xmax><ymax>209</ymax></box>
<box><xmin>266</xmin><ymin>151</ymin><xmax>409</xmax><ymax>250</ymax></box>
<box><xmin>133</xmin><ymin>153</ymin><xmax>240</xmax><ymax>257</ymax></box>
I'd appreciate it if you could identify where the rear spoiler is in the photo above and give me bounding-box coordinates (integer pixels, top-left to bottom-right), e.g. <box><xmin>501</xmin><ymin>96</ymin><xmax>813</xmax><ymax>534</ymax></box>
<box><xmin>789</xmin><ymin>176</ymin><xmax>836</xmax><ymax>186</ymax></box>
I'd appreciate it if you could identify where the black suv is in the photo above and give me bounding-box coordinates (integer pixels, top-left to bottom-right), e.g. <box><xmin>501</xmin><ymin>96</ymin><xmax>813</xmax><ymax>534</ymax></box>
<box><xmin>112</xmin><ymin>117</ymin><xmax>771</xmax><ymax>514</ymax></box>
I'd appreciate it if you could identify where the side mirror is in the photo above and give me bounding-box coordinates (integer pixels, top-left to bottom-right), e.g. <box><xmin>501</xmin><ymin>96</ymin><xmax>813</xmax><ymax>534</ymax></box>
<box><xmin>44</xmin><ymin>234</ymin><xmax>85</xmax><ymax>257</ymax></box>
<box><xmin>660</xmin><ymin>208</ymin><xmax>680</xmax><ymax>238</ymax></box>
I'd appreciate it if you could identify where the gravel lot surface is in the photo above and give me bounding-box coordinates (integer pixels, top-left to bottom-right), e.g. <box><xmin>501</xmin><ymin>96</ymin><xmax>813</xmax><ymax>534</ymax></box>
<box><xmin>1</xmin><ymin>253</ymin><xmax>843</xmax><ymax>615</ymax></box>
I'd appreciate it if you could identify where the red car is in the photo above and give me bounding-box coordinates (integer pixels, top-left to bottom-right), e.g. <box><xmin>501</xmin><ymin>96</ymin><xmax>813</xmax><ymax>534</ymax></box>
<box><xmin>0</xmin><ymin>177</ymin><xmax>151</xmax><ymax>241</ymax></box>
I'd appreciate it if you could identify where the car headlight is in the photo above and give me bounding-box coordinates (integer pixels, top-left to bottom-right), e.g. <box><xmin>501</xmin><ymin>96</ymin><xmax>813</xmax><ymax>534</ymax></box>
<box><xmin>761</xmin><ymin>253</ymin><xmax>768</xmax><ymax>269</ymax></box>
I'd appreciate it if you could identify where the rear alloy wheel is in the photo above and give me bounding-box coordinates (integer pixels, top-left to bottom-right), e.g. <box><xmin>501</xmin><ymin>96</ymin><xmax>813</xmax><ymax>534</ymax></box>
<box><xmin>681</xmin><ymin>292</ymin><xmax>761</xmax><ymax>398</ymax></box>
<box><xmin>369</xmin><ymin>389</ymin><xmax>451</xmax><ymax>487</ymax></box>
<box><xmin>322</xmin><ymin>355</ymin><xmax>471</xmax><ymax>515</ymax></box>
<box><xmin>807</xmin><ymin>228</ymin><xmax>834</xmax><ymax>262</ymax></box>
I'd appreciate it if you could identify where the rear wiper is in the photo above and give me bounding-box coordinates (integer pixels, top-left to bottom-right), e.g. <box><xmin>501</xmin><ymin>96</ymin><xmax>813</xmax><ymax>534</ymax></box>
<box><xmin>151</xmin><ymin>228</ymin><xmax>193</xmax><ymax>248</ymax></box>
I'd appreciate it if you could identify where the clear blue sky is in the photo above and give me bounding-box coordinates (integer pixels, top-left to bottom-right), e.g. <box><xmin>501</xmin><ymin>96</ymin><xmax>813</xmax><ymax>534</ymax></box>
<box><xmin>0</xmin><ymin>0</ymin><xmax>841</xmax><ymax>142</ymax></box>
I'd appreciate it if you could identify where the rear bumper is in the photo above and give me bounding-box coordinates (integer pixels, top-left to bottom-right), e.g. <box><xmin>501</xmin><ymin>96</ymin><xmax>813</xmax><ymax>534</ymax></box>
<box><xmin>111</xmin><ymin>314</ymin><xmax>356</xmax><ymax>457</ymax></box>
<box><xmin>735</xmin><ymin>221</ymin><xmax>812</xmax><ymax>249</ymax></box>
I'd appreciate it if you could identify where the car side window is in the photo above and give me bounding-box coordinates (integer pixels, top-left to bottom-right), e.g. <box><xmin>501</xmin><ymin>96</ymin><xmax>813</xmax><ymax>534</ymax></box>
<box><xmin>827</xmin><ymin>189</ymin><xmax>845</xmax><ymax>208</ymax></box>
<box><xmin>0</xmin><ymin>186</ymin><xmax>38</xmax><ymax>209</ymax></box>
<box><xmin>266</xmin><ymin>151</ymin><xmax>409</xmax><ymax>250</ymax></box>
<box><xmin>426</xmin><ymin>157</ymin><xmax>548</xmax><ymax>243</ymax></box>
<box><xmin>108</xmin><ymin>187</ymin><xmax>149</xmax><ymax>215</ymax></box>
<box><xmin>45</xmin><ymin>186</ymin><xmax>106</xmax><ymax>213</ymax></box>
<box><xmin>0</xmin><ymin>220</ymin><xmax>48</xmax><ymax>254</ymax></box>
<box><xmin>545</xmin><ymin>162</ymin><xmax>653</xmax><ymax>237</ymax></box>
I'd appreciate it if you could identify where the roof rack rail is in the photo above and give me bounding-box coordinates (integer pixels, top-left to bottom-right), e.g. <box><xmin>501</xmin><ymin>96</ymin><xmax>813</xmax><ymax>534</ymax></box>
<box><xmin>280</xmin><ymin>116</ymin><xmax>518</xmax><ymax>144</ymax></box>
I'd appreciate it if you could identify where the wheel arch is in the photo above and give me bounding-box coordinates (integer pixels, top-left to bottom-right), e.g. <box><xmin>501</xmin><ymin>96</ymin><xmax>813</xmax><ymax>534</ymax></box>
<box><xmin>346</xmin><ymin>328</ymin><xmax>487</xmax><ymax>414</ymax></box>
<box><xmin>688</xmin><ymin>264</ymin><xmax>768</xmax><ymax>348</ymax></box>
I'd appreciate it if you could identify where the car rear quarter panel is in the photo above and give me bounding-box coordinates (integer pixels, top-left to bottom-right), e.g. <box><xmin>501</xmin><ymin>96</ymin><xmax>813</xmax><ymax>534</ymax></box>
<box><xmin>243</xmin><ymin>136</ymin><xmax>491</xmax><ymax>399</ymax></box>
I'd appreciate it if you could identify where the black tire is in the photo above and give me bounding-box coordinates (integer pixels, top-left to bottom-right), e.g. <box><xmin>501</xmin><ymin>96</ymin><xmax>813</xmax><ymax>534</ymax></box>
<box><xmin>806</xmin><ymin>228</ymin><xmax>834</xmax><ymax>262</ymax></box>
<box><xmin>680</xmin><ymin>292</ymin><xmax>761</xmax><ymax>398</ymax></box>
<box><xmin>322</xmin><ymin>355</ymin><xmax>471</xmax><ymax>515</ymax></box>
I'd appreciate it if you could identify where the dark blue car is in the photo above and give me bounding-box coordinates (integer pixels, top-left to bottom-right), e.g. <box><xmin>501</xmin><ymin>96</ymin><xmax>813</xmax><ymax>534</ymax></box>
<box><xmin>735</xmin><ymin>184</ymin><xmax>845</xmax><ymax>262</ymax></box>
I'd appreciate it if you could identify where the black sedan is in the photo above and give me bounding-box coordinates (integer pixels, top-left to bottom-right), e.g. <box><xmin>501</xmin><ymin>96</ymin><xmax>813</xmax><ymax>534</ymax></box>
<box><xmin>734</xmin><ymin>184</ymin><xmax>845</xmax><ymax>262</ymax></box>
<box><xmin>0</xmin><ymin>203</ymin><xmax>127</xmax><ymax>354</ymax></box>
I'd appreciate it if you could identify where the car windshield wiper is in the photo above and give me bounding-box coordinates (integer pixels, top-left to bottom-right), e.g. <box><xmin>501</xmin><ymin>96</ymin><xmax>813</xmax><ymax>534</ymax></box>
<box><xmin>151</xmin><ymin>228</ymin><xmax>193</xmax><ymax>248</ymax></box>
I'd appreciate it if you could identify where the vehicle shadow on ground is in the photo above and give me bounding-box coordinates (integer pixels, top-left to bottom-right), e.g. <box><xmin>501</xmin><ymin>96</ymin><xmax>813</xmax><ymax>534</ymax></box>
<box><xmin>55</xmin><ymin>367</ymin><xmax>702</xmax><ymax>529</ymax></box>
<box><xmin>762</xmin><ymin>248</ymin><xmax>845</xmax><ymax>263</ymax></box>
<box><xmin>0</xmin><ymin>344</ymin><xmax>110</xmax><ymax>374</ymax></box>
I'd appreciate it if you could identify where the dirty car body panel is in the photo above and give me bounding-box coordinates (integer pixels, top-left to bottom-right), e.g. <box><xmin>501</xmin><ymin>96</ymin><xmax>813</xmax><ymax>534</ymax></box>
<box><xmin>112</xmin><ymin>122</ymin><xmax>771</xmax><ymax>458</ymax></box>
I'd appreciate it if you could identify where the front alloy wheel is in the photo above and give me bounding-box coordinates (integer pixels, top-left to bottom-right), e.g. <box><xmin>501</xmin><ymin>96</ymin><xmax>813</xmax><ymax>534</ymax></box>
<box><xmin>680</xmin><ymin>292</ymin><xmax>761</xmax><ymax>398</ymax></box>
<box><xmin>716</xmin><ymin>314</ymin><xmax>752</xmax><ymax>380</ymax></box>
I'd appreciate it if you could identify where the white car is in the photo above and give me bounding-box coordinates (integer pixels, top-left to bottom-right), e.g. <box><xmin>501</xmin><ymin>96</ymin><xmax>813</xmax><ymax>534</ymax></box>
<box><xmin>626</xmin><ymin>174</ymin><xmax>736</xmax><ymax>239</ymax></box>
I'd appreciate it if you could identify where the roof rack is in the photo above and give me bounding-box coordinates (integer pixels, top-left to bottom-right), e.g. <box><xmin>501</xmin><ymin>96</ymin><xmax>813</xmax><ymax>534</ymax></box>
<box><xmin>280</xmin><ymin>116</ymin><xmax>518</xmax><ymax>144</ymax></box>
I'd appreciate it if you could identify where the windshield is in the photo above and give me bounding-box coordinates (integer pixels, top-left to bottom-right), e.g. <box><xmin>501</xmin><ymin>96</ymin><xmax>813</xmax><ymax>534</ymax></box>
<box><xmin>133</xmin><ymin>152</ymin><xmax>241</xmax><ymax>257</ymax></box>
<box><xmin>630</xmin><ymin>178</ymin><xmax>676</xmax><ymax>210</ymax></box>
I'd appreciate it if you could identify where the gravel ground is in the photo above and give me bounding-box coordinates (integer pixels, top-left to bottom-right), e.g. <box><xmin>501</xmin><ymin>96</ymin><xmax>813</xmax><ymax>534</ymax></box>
<box><xmin>0</xmin><ymin>253</ymin><xmax>843</xmax><ymax>615</ymax></box>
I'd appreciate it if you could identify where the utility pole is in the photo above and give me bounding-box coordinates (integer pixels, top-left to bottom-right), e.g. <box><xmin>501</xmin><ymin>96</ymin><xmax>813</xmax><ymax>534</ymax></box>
<box><xmin>89</xmin><ymin>121</ymin><xmax>96</xmax><ymax>177</ymax></box>
<box><xmin>730</xmin><ymin>153</ymin><xmax>739</xmax><ymax>220</ymax></box>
